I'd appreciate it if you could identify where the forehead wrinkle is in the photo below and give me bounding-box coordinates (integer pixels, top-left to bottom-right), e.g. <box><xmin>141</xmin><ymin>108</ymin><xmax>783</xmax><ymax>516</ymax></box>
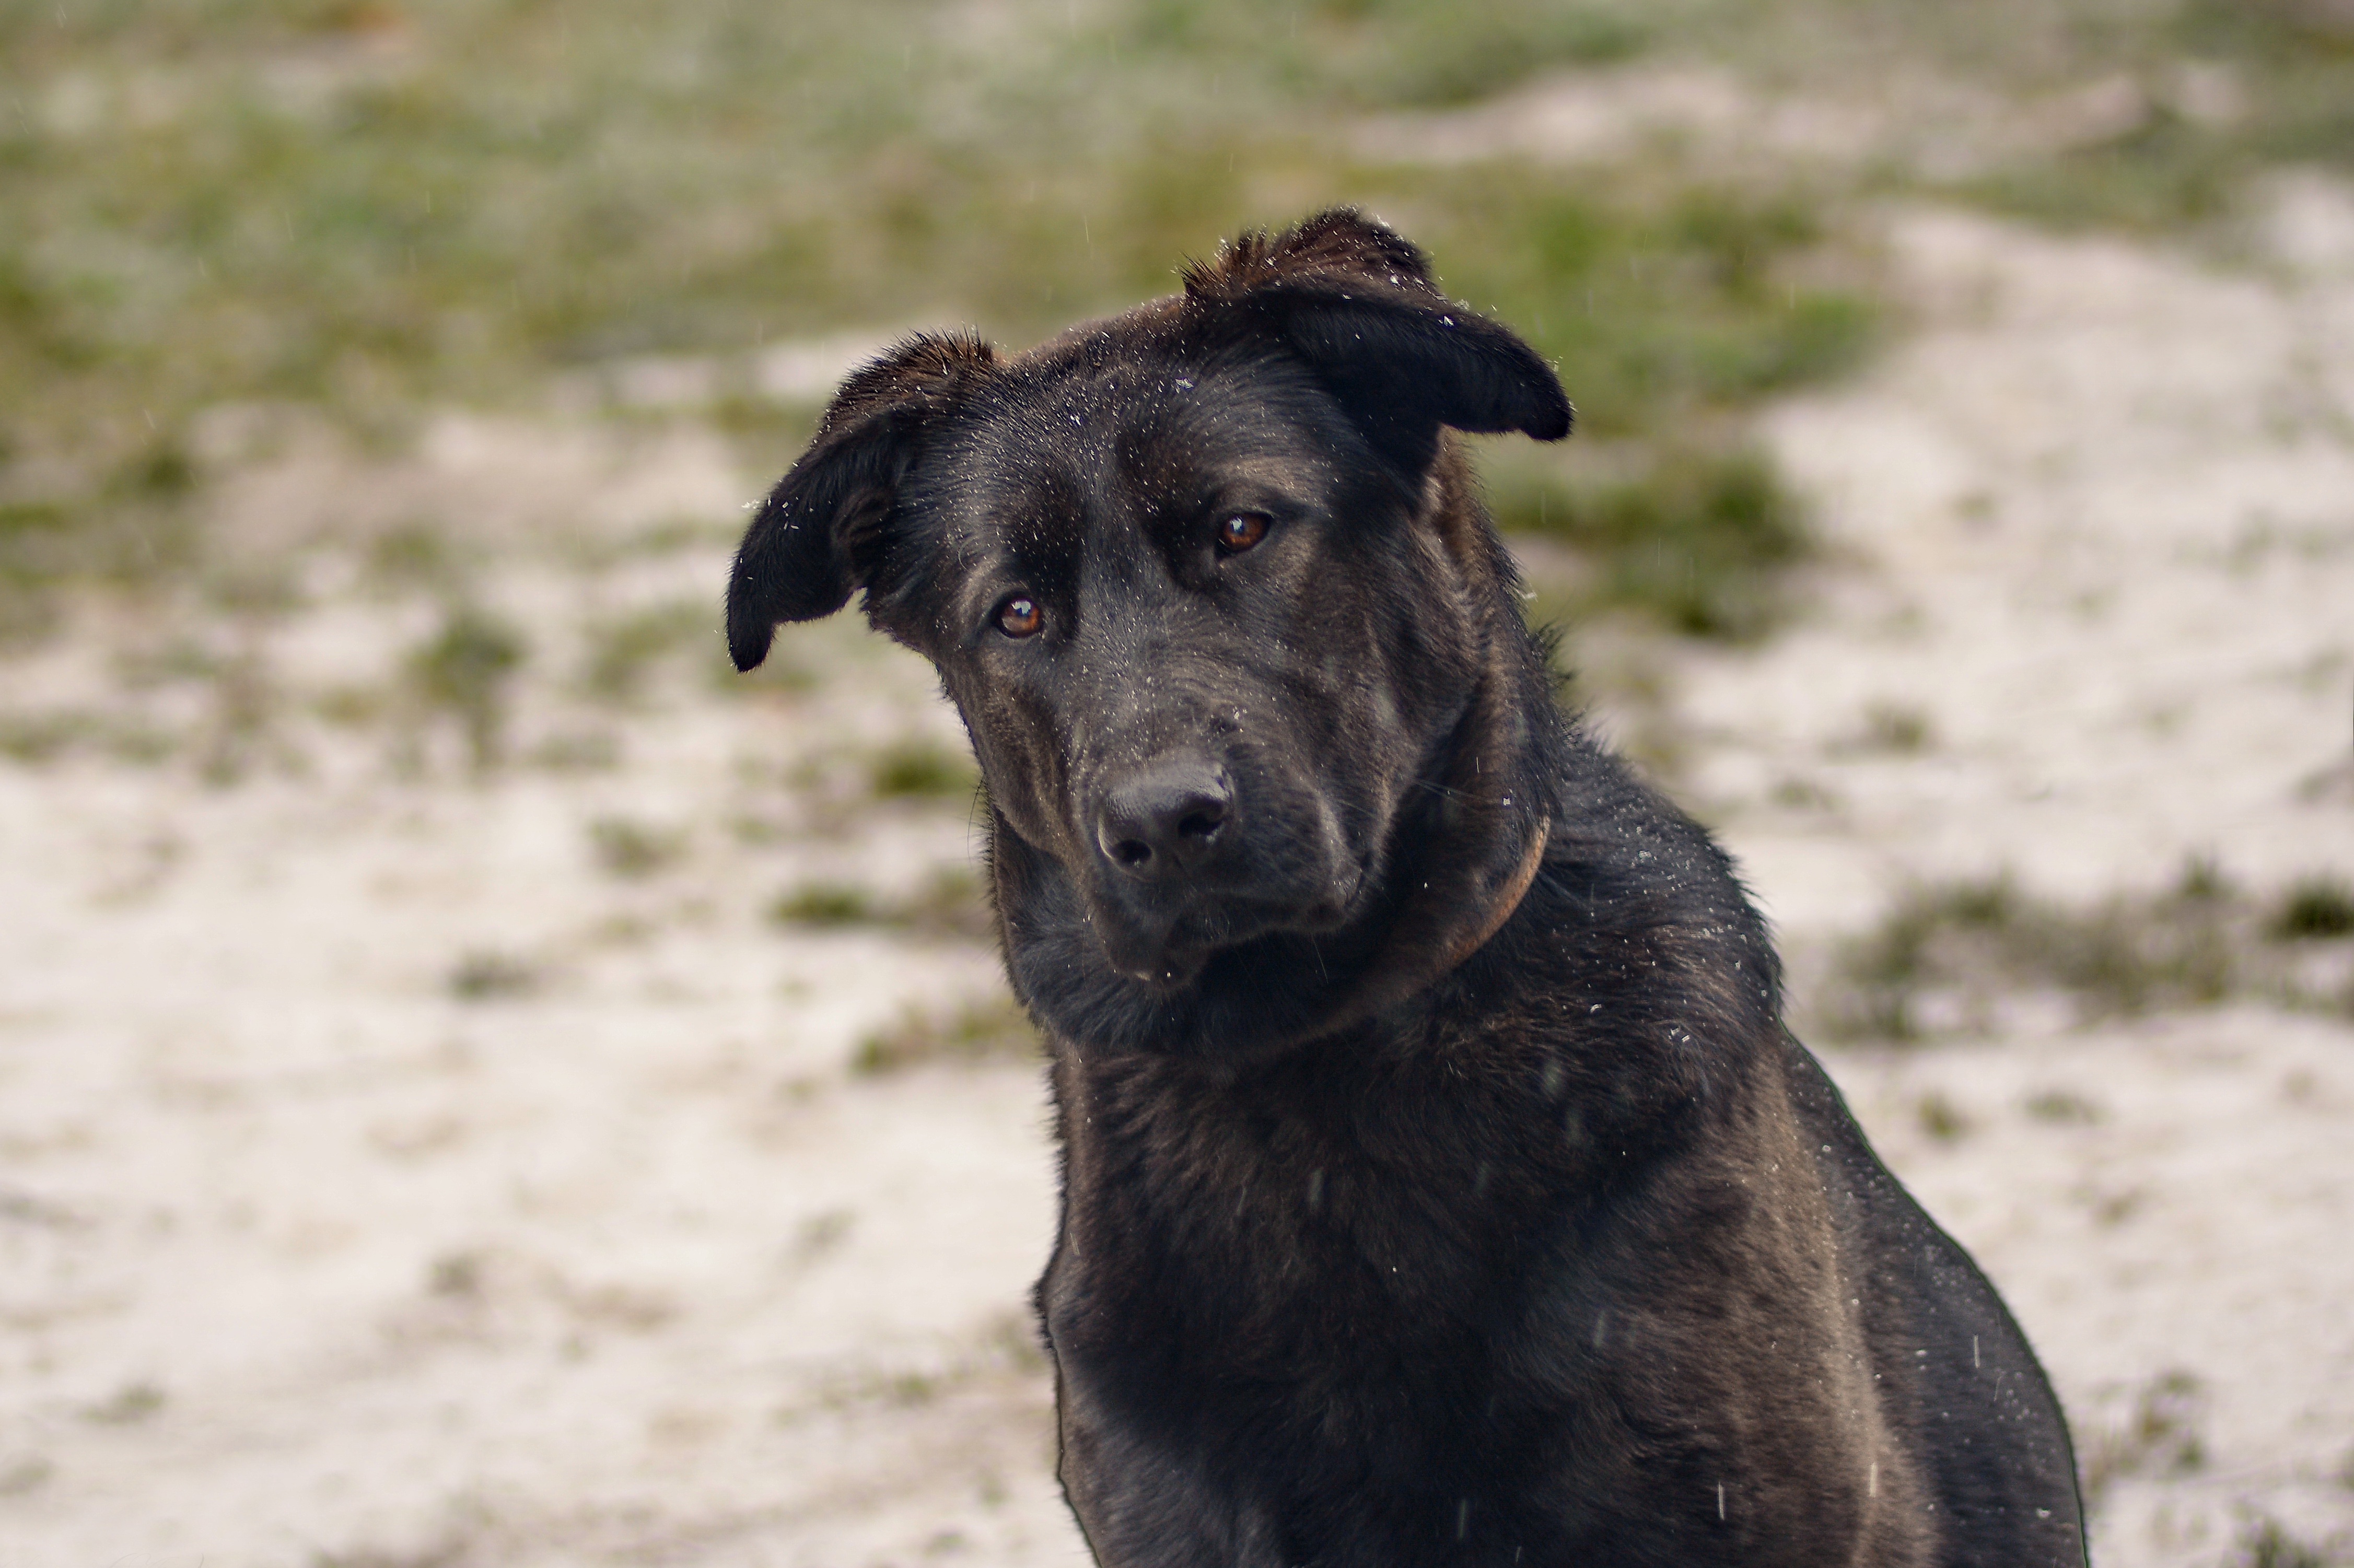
<box><xmin>937</xmin><ymin>346</ymin><xmax>1362</xmax><ymax>609</ymax></box>
<box><xmin>1109</xmin><ymin>375</ymin><xmax>1348</xmax><ymax>527</ymax></box>
<box><xmin>929</xmin><ymin>408</ymin><xmax>1087</xmax><ymax>601</ymax></box>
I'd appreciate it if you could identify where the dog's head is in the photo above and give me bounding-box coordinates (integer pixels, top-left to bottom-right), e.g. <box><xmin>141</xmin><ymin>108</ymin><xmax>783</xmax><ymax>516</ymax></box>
<box><xmin>728</xmin><ymin>210</ymin><xmax>1570</xmax><ymax>1050</ymax></box>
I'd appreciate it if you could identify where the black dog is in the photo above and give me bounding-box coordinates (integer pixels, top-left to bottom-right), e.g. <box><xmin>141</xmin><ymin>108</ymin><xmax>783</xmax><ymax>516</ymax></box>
<box><xmin>727</xmin><ymin>210</ymin><xmax>2085</xmax><ymax>1567</ymax></box>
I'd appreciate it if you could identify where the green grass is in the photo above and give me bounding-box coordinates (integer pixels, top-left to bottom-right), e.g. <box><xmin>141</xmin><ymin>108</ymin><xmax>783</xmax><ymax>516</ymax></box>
<box><xmin>771</xmin><ymin>881</ymin><xmax>875</xmax><ymax>929</ymax></box>
<box><xmin>771</xmin><ymin>865</ymin><xmax>995</xmax><ymax>943</ymax></box>
<box><xmin>852</xmin><ymin>994</ymin><xmax>1039</xmax><ymax>1076</ymax></box>
<box><xmin>0</xmin><ymin>0</ymin><xmax>1870</xmax><ymax>646</ymax></box>
<box><xmin>403</xmin><ymin>601</ymin><xmax>526</xmax><ymax>771</ymax></box>
<box><xmin>1489</xmin><ymin>446</ymin><xmax>1814</xmax><ymax>639</ymax></box>
<box><xmin>867</xmin><ymin>738</ymin><xmax>978</xmax><ymax>802</ymax></box>
<box><xmin>579</xmin><ymin>598</ymin><xmax>716</xmax><ymax>704</ymax></box>
<box><xmin>586</xmin><ymin>815</ymin><xmax>686</xmax><ymax>879</ymax></box>
<box><xmin>1811</xmin><ymin>860</ymin><xmax>2354</xmax><ymax>1042</ymax></box>
<box><xmin>2271</xmin><ymin>874</ymin><xmax>2354</xmax><ymax>940</ymax></box>
<box><xmin>2081</xmin><ymin>1368</ymin><xmax>2207</xmax><ymax>1508</ymax></box>
<box><xmin>446</xmin><ymin>947</ymin><xmax>539</xmax><ymax>1000</ymax></box>
<box><xmin>5</xmin><ymin>0</ymin><xmax>2339</xmax><ymax>651</ymax></box>
<box><xmin>2229</xmin><ymin>1514</ymin><xmax>2337</xmax><ymax>1568</ymax></box>
<box><xmin>1933</xmin><ymin>1</ymin><xmax>2354</xmax><ymax>234</ymax></box>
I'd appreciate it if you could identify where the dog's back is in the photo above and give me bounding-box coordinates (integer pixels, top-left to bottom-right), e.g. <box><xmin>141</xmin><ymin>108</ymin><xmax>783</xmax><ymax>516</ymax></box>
<box><xmin>1787</xmin><ymin>1042</ymin><xmax>2087</xmax><ymax>1565</ymax></box>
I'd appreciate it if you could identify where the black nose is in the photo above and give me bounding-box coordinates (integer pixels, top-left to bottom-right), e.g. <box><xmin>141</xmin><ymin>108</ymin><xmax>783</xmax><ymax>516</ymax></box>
<box><xmin>1096</xmin><ymin>762</ymin><xmax>1231</xmax><ymax>882</ymax></box>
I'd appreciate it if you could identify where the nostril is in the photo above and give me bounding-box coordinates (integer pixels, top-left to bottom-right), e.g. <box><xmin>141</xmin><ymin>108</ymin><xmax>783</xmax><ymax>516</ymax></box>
<box><xmin>1176</xmin><ymin>808</ymin><xmax>1222</xmax><ymax>842</ymax></box>
<box><xmin>1113</xmin><ymin>838</ymin><xmax>1153</xmax><ymax>868</ymax></box>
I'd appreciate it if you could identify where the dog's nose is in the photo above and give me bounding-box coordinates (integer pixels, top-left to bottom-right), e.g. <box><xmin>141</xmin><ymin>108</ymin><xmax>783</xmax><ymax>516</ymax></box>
<box><xmin>1096</xmin><ymin>763</ymin><xmax>1231</xmax><ymax>881</ymax></box>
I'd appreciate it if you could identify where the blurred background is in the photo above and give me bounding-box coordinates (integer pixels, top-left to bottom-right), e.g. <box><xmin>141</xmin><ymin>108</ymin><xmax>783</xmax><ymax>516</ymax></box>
<box><xmin>4</xmin><ymin>1</ymin><xmax>2352</xmax><ymax>1563</ymax></box>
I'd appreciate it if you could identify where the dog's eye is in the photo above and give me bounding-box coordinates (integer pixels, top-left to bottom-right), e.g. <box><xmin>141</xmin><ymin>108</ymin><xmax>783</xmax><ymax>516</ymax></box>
<box><xmin>1216</xmin><ymin>512</ymin><xmax>1271</xmax><ymax>555</ymax></box>
<box><xmin>996</xmin><ymin>595</ymin><xmax>1045</xmax><ymax>638</ymax></box>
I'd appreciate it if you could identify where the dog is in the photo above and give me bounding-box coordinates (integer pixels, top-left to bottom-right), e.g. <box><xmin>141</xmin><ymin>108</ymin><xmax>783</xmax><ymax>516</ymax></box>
<box><xmin>726</xmin><ymin>209</ymin><xmax>2087</xmax><ymax>1567</ymax></box>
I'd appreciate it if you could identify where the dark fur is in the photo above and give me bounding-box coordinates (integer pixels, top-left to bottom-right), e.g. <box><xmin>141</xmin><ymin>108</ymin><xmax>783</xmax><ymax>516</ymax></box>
<box><xmin>728</xmin><ymin>210</ymin><xmax>2087</xmax><ymax>1567</ymax></box>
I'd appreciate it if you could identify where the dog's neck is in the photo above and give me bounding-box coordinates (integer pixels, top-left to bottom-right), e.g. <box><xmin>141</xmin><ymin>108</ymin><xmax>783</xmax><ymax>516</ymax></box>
<box><xmin>1352</xmin><ymin>810</ymin><xmax>1551</xmax><ymax>1016</ymax></box>
<box><xmin>1300</xmin><ymin>649</ymin><xmax>1556</xmax><ymax>1040</ymax></box>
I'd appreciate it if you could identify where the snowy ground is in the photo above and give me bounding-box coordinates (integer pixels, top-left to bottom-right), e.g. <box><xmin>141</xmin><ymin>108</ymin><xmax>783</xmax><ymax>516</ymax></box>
<box><xmin>3</xmin><ymin>186</ymin><xmax>2351</xmax><ymax>1566</ymax></box>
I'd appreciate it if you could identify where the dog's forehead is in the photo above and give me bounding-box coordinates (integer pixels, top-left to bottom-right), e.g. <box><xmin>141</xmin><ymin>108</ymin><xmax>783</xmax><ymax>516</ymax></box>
<box><xmin>928</xmin><ymin>338</ymin><xmax>1349</xmax><ymax>545</ymax></box>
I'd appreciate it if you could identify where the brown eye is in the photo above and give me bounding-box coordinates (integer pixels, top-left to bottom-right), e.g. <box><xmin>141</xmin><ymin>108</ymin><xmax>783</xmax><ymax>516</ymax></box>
<box><xmin>996</xmin><ymin>594</ymin><xmax>1045</xmax><ymax>638</ymax></box>
<box><xmin>1217</xmin><ymin>512</ymin><xmax>1271</xmax><ymax>554</ymax></box>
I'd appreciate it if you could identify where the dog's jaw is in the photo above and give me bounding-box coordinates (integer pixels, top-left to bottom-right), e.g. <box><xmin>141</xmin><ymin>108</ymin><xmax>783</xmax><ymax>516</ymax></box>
<box><xmin>1081</xmin><ymin>872</ymin><xmax>1365</xmax><ymax>991</ymax></box>
<box><xmin>1086</xmin><ymin>898</ymin><xmax>1203</xmax><ymax>989</ymax></box>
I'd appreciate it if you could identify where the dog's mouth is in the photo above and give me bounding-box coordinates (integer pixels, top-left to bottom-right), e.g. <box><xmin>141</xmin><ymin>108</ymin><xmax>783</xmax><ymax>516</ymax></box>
<box><xmin>1086</xmin><ymin>869</ymin><xmax>1368</xmax><ymax>991</ymax></box>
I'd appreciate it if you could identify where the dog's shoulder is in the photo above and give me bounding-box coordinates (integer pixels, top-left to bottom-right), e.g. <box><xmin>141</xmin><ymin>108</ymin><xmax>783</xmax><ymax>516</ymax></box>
<box><xmin>1490</xmin><ymin>730</ymin><xmax>1784</xmax><ymax>1061</ymax></box>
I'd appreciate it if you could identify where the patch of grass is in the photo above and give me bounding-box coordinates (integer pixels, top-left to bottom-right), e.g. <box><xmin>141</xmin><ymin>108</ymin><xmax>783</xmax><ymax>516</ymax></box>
<box><xmin>0</xmin><ymin>1</ymin><xmax>1890</xmax><ymax>655</ymax></box>
<box><xmin>1812</xmin><ymin>861</ymin><xmax>2316</xmax><ymax>1042</ymax></box>
<box><xmin>427</xmin><ymin>1251</ymin><xmax>484</xmax><ymax>1299</ymax></box>
<box><xmin>4</xmin><ymin>0</ymin><xmax>2344</xmax><ymax>672</ymax></box>
<box><xmin>587</xmin><ymin>815</ymin><xmax>686</xmax><ymax>879</ymax></box>
<box><xmin>2178</xmin><ymin>851</ymin><xmax>2233</xmax><ymax>902</ymax></box>
<box><xmin>769</xmin><ymin>865</ymin><xmax>994</xmax><ymax>942</ymax></box>
<box><xmin>1963</xmin><ymin>102</ymin><xmax>2245</xmax><ymax>234</ymax></box>
<box><xmin>447</xmin><ymin>949</ymin><xmax>540</xmax><ymax>1001</ymax></box>
<box><xmin>524</xmin><ymin>729</ymin><xmax>621</xmax><ymax>771</ymax></box>
<box><xmin>0</xmin><ymin>493</ymin><xmax>194</xmax><ymax>649</ymax></box>
<box><xmin>1767</xmin><ymin>775</ymin><xmax>1841</xmax><ymax>811</ymax></box>
<box><xmin>313</xmin><ymin>683</ymin><xmax>390</xmax><ymax>728</ymax></box>
<box><xmin>2271</xmin><ymin>874</ymin><xmax>2354</xmax><ymax>940</ymax></box>
<box><xmin>852</xmin><ymin>994</ymin><xmax>1039</xmax><ymax>1076</ymax></box>
<box><xmin>194</xmin><ymin>650</ymin><xmax>282</xmax><ymax>787</ymax></box>
<box><xmin>2082</xmin><ymin>1368</ymin><xmax>2207</xmax><ymax>1507</ymax></box>
<box><xmin>791</xmin><ymin>1208</ymin><xmax>855</xmax><ymax>1260</ymax></box>
<box><xmin>893</xmin><ymin>864</ymin><xmax>996</xmax><ymax>940</ymax></box>
<box><xmin>1856</xmin><ymin>701</ymin><xmax>1935</xmax><ymax>755</ymax></box>
<box><xmin>81</xmin><ymin>1380</ymin><xmax>167</xmax><ymax>1426</ymax></box>
<box><xmin>203</xmin><ymin>555</ymin><xmax>307</xmax><ymax>616</ymax></box>
<box><xmin>310</xmin><ymin>1539</ymin><xmax>471</xmax><ymax>1568</ymax></box>
<box><xmin>771</xmin><ymin>881</ymin><xmax>873</xmax><ymax>928</ymax></box>
<box><xmin>868</xmin><ymin>738</ymin><xmax>977</xmax><ymax>802</ymax></box>
<box><xmin>1403</xmin><ymin>178</ymin><xmax>1878</xmax><ymax>442</ymax></box>
<box><xmin>363</xmin><ymin>523</ymin><xmax>467</xmax><ymax>595</ymax></box>
<box><xmin>0</xmin><ymin>505</ymin><xmax>76</xmax><ymax>648</ymax></box>
<box><xmin>0</xmin><ymin>707</ymin><xmax>180</xmax><ymax>768</ymax></box>
<box><xmin>0</xmin><ymin>1455</ymin><xmax>53</xmax><ymax>1497</ymax></box>
<box><xmin>580</xmin><ymin>598</ymin><xmax>714</xmax><ymax>703</ymax></box>
<box><xmin>2023</xmin><ymin>1087</ymin><xmax>2104</xmax><ymax>1125</ymax></box>
<box><xmin>0</xmin><ymin>710</ymin><xmax>100</xmax><ymax>765</ymax></box>
<box><xmin>1314</xmin><ymin>0</ymin><xmax>1652</xmax><ymax>108</ymax></box>
<box><xmin>1491</xmin><ymin>447</ymin><xmax>1813</xmax><ymax>640</ymax></box>
<box><xmin>41</xmin><ymin>0</ymin><xmax>2346</xmax><ymax>669</ymax></box>
<box><xmin>404</xmin><ymin>603</ymin><xmax>526</xmax><ymax>772</ymax></box>
<box><xmin>1934</xmin><ymin>1</ymin><xmax>2354</xmax><ymax>238</ymax></box>
<box><xmin>1916</xmin><ymin>1090</ymin><xmax>1971</xmax><ymax>1142</ymax></box>
<box><xmin>2228</xmin><ymin>1514</ymin><xmax>2336</xmax><ymax>1568</ymax></box>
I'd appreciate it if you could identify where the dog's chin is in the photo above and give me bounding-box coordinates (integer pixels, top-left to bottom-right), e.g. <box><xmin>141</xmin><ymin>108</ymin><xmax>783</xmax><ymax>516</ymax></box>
<box><xmin>1090</xmin><ymin>888</ymin><xmax>1358</xmax><ymax>993</ymax></box>
<box><xmin>1098</xmin><ymin>933</ymin><xmax>1211</xmax><ymax>992</ymax></box>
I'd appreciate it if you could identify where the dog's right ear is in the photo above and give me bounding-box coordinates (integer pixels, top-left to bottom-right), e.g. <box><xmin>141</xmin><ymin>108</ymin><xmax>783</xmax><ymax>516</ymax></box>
<box><xmin>726</xmin><ymin>332</ymin><xmax>996</xmax><ymax>672</ymax></box>
<box><xmin>1183</xmin><ymin>209</ymin><xmax>1571</xmax><ymax>476</ymax></box>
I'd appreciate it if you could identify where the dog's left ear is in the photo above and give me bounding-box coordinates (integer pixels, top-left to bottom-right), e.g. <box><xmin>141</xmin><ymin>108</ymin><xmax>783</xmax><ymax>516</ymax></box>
<box><xmin>726</xmin><ymin>332</ymin><xmax>996</xmax><ymax>672</ymax></box>
<box><xmin>1184</xmin><ymin>208</ymin><xmax>1571</xmax><ymax>473</ymax></box>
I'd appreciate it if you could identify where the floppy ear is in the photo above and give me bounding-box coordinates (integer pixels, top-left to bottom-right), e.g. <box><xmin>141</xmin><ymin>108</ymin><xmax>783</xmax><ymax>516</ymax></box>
<box><xmin>725</xmin><ymin>332</ymin><xmax>996</xmax><ymax>672</ymax></box>
<box><xmin>1183</xmin><ymin>208</ymin><xmax>1571</xmax><ymax>474</ymax></box>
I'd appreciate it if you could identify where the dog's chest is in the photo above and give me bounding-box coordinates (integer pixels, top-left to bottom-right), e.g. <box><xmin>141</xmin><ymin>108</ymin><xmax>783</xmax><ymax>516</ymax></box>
<box><xmin>1049</xmin><ymin>1032</ymin><xmax>1569</xmax><ymax>1373</ymax></box>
